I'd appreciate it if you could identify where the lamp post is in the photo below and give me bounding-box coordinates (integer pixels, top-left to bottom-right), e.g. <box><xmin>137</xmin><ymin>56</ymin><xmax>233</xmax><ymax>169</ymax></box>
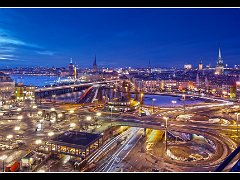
<box><xmin>182</xmin><ymin>95</ymin><xmax>186</xmax><ymax>114</ymax></box>
<box><xmin>163</xmin><ymin>117</ymin><xmax>168</xmax><ymax>152</ymax></box>
<box><xmin>96</xmin><ymin>112</ymin><xmax>101</xmax><ymax>125</ymax></box>
<box><xmin>109</xmin><ymin>106</ymin><xmax>114</xmax><ymax>126</ymax></box>
<box><xmin>152</xmin><ymin>98</ymin><xmax>156</xmax><ymax>113</ymax></box>
<box><xmin>235</xmin><ymin>113</ymin><xmax>239</xmax><ymax>138</ymax></box>
<box><xmin>0</xmin><ymin>155</ymin><xmax>7</xmax><ymax>172</ymax></box>
<box><xmin>171</xmin><ymin>100</ymin><xmax>177</xmax><ymax>108</ymax></box>
<box><xmin>69</xmin><ymin>110</ymin><xmax>74</xmax><ymax>121</ymax></box>
<box><xmin>6</xmin><ymin>134</ymin><xmax>13</xmax><ymax>146</ymax></box>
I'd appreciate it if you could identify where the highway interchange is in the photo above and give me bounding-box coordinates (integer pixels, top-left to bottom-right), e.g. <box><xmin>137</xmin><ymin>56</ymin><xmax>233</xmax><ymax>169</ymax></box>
<box><xmin>0</xmin><ymin>93</ymin><xmax>239</xmax><ymax>172</ymax></box>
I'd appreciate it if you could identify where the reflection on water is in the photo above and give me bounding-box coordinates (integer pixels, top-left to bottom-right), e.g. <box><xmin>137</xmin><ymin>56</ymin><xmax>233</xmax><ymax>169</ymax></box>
<box><xmin>143</xmin><ymin>94</ymin><xmax>204</xmax><ymax>107</ymax></box>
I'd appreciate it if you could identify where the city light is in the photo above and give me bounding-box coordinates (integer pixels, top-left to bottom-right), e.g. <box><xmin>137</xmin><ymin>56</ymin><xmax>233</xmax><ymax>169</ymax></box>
<box><xmin>58</xmin><ymin>113</ymin><xmax>63</xmax><ymax>118</ymax></box>
<box><xmin>86</xmin><ymin>116</ymin><xmax>92</xmax><ymax>121</ymax></box>
<box><xmin>17</xmin><ymin>115</ymin><xmax>23</xmax><ymax>120</ymax></box>
<box><xmin>96</xmin><ymin>112</ymin><xmax>101</xmax><ymax>117</ymax></box>
<box><xmin>50</xmin><ymin>108</ymin><xmax>55</xmax><ymax>111</ymax></box>
<box><xmin>70</xmin><ymin>123</ymin><xmax>76</xmax><ymax>127</ymax></box>
<box><xmin>0</xmin><ymin>155</ymin><xmax>7</xmax><ymax>161</ymax></box>
<box><xmin>14</xmin><ymin>126</ymin><xmax>21</xmax><ymax>131</ymax></box>
<box><xmin>6</xmin><ymin>134</ymin><xmax>13</xmax><ymax>139</ymax></box>
<box><xmin>32</xmin><ymin>105</ymin><xmax>37</xmax><ymax>109</ymax></box>
<box><xmin>35</xmin><ymin>139</ymin><xmax>42</xmax><ymax>145</ymax></box>
<box><xmin>17</xmin><ymin>108</ymin><xmax>22</xmax><ymax>111</ymax></box>
<box><xmin>48</xmin><ymin>132</ymin><xmax>55</xmax><ymax>137</ymax></box>
<box><xmin>69</xmin><ymin>110</ymin><xmax>74</xmax><ymax>114</ymax></box>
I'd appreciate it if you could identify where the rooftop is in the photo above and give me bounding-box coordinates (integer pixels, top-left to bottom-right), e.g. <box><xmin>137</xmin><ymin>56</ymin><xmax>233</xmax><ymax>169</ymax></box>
<box><xmin>50</xmin><ymin>131</ymin><xmax>102</xmax><ymax>149</ymax></box>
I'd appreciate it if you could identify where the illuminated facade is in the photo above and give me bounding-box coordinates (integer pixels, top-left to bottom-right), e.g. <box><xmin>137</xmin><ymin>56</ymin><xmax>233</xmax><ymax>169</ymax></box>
<box><xmin>215</xmin><ymin>48</ymin><xmax>224</xmax><ymax>75</ymax></box>
<box><xmin>0</xmin><ymin>72</ymin><xmax>15</xmax><ymax>104</ymax></box>
<box><xmin>199</xmin><ymin>60</ymin><xmax>203</xmax><ymax>70</ymax></box>
<box><xmin>68</xmin><ymin>58</ymin><xmax>75</xmax><ymax>78</ymax></box>
<box><xmin>48</xmin><ymin>131</ymin><xmax>103</xmax><ymax>158</ymax></box>
<box><xmin>15</xmin><ymin>83</ymin><xmax>36</xmax><ymax>101</ymax></box>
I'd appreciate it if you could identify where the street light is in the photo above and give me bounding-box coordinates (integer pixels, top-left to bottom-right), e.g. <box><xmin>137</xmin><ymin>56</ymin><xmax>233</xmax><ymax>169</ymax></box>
<box><xmin>14</xmin><ymin>126</ymin><xmax>20</xmax><ymax>131</ymax></box>
<box><xmin>86</xmin><ymin>116</ymin><xmax>92</xmax><ymax>121</ymax></box>
<box><xmin>0</xmin><ymin>155</ymin><xmax>7</xmax><ymax>172</ymax></box>
<box><xmin>48</xmin><ymin>132</ymin><xmax>54</xmax><ymax>137</ymax></box>
<box><xmin>182</xmin><ymin>95</ymin><xmax>186</xmax><ymax>113</ymax></box>
<box><xmin>6</xmin><ymin>134</ymin><xmax>13</xmax><ymax>139</ymax></box>
<box><xmin>152</xmin><ymin>98</ymin><xmax>156</xmax><ymax>113</ymax></box>
<box><xmin>163</xmin><ymin>117</ymin><xmax>169</xmax><ymax>152</ymax></box>
<box><xmin>140</xmin><ymin>93</ymin><xmax>144</xmax><ymax>104</ymax></box>
<box><xmin>70</xmin><ymin>123</ymin><xmax>76</xmax><ymax>128</ymax></box>
<box><xmin>69</xmin><ymin>110</ymin><xmax>74</xmax><ymax>114</ymax></box>
<box><xmin>35</xmin><ymin>139</ymin><xmax>42</xmax><ymax>145</ymax></box>
<box><xmin>69</xmin><ymin>110</ymin><xmax>74</xmax><ymax>121</ymax></box>
<box><xmin>171</xmin><ymin>100</ymin><xmax>177</xmax><ymax>107</ymax></box>
<box><xmin>17</xmin><ymin>108</ymin><xmax>22</xmax><ymax>111</ymax></box>
<box><xmin>17</xmin><ymin>115</ymin><xmax>23</xmax><ymax>120</ymax></box>
<box><xmin>96</xmin><ymin>112</ymin><xmax>101</xmax><ymax>117</ymax></box>
<box><xmin>235</xmin><ymin>113</ymin><xmax>240</xmax><ymax>138</ymax></box>
<box><xmin>6</xmin><ymin>134</ymin><xmax>13</xmax><ymax>146</ymax></box>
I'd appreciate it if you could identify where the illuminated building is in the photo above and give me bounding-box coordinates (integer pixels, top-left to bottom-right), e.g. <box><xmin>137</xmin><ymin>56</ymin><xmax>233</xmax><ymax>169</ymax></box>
<box><xmin>0</xmin><ymin>72</ymin><xmax>15</xmax><ymax>105</ymax></box>
<box><xmin>184</xmin><ymin>64</ymin><xmax>192</xmax><ymax>70</ymax></box>
<box><xmin>15</xmin><ymin>83</ymin><xmax>35</xmax><ymax>101</ymax></box>
<box><xmin>107</xmin><ymin>96</ymin><xmax>139</xmax><ymax>112</ymax></box>
<box><xmin>68</xmin><ymin>58</ymin><xmax>75</xmax><ymax>78</ymax></box>
<box><xmin>74</xmin><ymin>66</ymin><xmax>77</xmax><ymax>79</ymax></box>
<box><xmin>215</xmin><ymin>48</ymin><xmax>224</xmax><ymax>75</ymax></box>
<box><xmin>48</xmin><ymin>131</ymin><xmax>103</xmax><ymax>158</ymax></box>
<box><xmin>199</xmin><ymin>60</ymin><xmax>203</xmax><ymax>70</ymax></box>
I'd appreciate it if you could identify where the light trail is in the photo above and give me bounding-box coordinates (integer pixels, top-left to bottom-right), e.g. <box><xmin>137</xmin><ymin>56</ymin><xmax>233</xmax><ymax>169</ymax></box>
<box><xmin>88</xmin><ymin>127</ymin><xmax>136</xmax><ymax>164</ymax></box>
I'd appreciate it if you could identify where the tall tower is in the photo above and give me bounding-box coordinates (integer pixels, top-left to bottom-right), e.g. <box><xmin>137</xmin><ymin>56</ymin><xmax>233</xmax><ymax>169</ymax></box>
<box><xmin>198</xmin><ymin>59</ymin><xmax>203</xmax><ymax>70</ymax></box>
<box><xmin>215</xmin><ymin>48</ymin><xmax>224</xmax><ymax>75</ymax></box>
<box><xmin>68</xmin><ymin>58</ymin><xmax>74</xmax><ymax>78</ymax></box>
<box><xmin>93</xmin><ymin>55</ymin><xmax>97</xmax><ymax>72</ymax></box>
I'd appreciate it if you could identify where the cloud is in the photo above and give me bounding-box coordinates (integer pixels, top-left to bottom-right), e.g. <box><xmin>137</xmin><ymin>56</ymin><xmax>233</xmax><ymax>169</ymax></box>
<box><xmin>0</xmin><ymin>35</ymin><xmax>41</xmax><ymax>48</ymax></box>
<box><xmin>36</xmin><ymin>50</ymin><xmax>55</xmax><ymax>56</ymax></box>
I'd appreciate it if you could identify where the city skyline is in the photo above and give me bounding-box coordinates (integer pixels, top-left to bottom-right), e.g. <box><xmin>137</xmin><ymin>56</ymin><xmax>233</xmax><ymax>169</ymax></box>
<box><xmin>1</xmin><ymin>8</ymin><xmax>240</xmax><ymax>68</ymax></box>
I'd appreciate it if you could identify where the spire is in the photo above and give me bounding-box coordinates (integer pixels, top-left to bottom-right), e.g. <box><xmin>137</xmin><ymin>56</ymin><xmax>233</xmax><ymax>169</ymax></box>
<box><xmin>70</xmin><ymin>58</ymin><xmax>73</xmax><ymax>64</ymax></box>
<box><xmin>93</xmin><ymin>55</ymin><xmax>97</xmax><ymax>72</ymax></box>
<box><xmin>93</xmin><ymin>55</ymin><xmax>97</xmax><ymax>66</ymax></box>
<box><xmin>217</xmin><ymin>48</ymin><xmax>223</xmax><ymax>65</ymax></box>
<box><xmin>218</xmin><ymin>48</ymin><xmax>221</xmax><ymax>59</ymax></box>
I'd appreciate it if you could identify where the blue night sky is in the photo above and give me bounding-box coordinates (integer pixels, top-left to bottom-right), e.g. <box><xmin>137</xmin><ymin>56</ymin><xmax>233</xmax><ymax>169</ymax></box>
<box><xmin>0</xmin><ymin>8</ymin><xmax>240</xmax><ymax>68</ymax></box>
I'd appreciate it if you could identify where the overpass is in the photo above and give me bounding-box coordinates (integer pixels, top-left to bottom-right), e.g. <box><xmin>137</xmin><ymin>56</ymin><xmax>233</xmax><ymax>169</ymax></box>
<box><xmin>34</xmin><ymin>80</ymin><xmax>116</xmax><ymax>99</ymax></box>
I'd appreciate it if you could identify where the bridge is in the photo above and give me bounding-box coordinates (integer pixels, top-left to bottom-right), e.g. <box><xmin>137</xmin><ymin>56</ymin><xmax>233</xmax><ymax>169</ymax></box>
<box><xmin>34</xmin><ymin>80</ymin><xmax>117</xmax><ymax>99</ymax></box>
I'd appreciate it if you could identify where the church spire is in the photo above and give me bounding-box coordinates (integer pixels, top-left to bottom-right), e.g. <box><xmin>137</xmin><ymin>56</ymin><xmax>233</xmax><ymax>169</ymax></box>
<box><xmin>93</xmin><ymin>55</ymin><xmax>97</xmax><ymax>72</ymax></box>
<box><xmin>218</xmin><ymin>48</ymin><xmax>221</xmax><ymax>59</ymax></box>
